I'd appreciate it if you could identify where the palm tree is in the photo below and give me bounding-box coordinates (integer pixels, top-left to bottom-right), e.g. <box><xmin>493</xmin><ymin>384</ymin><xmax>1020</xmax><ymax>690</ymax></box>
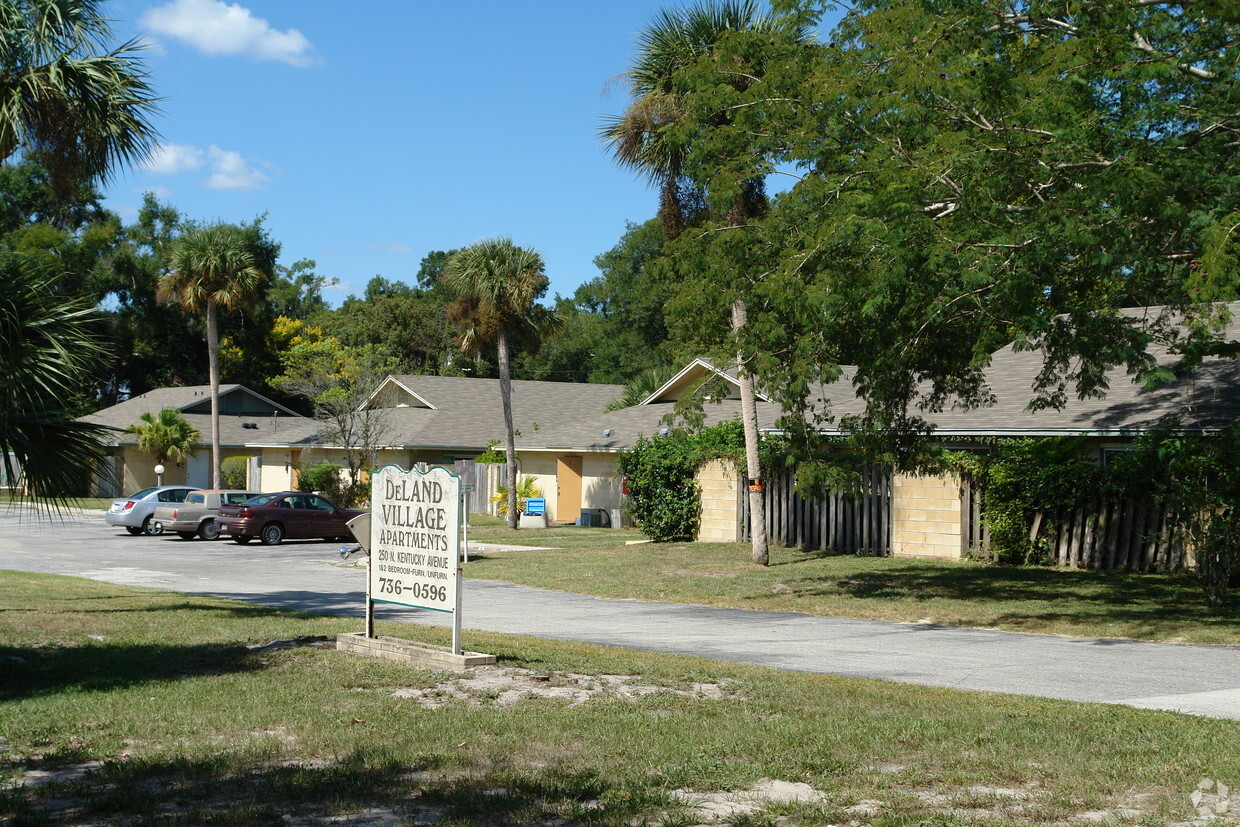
<box><xmin>124</xmin><ymin>408</ymin><xmax>201</xmax><ymax>484</ymax></box>
<box><xmin>602</xmin><ymin>0</ymin><xmax>799</xmax><ymax>565</ymax></box>
<box><xmin>0</xmin><ymin>0</ymin><xmax>160</xmax><ymax>191</ymax></box>
<box><xmin>0</xmin><ymin>258</ymin><xmax>113</xmax><ymax>503</ymax></box>
<box><xmin>442</xmin><ymin>238</ymin><xmax>563</xmax><ymax>529</ymax></box>
<box><xmin>605</xmin><ymin>365</ymin><xmax>678</xmax><ymax>412</ymax></box>
<box><xmin>158</xmin><ymin>224</ymin><xmax>267</xmax><ymax>488</ymax></box>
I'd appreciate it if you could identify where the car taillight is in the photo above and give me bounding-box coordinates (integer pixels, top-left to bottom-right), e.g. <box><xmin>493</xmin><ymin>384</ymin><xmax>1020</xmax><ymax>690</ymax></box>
<box><xmin>169</xmin><ymin>509</ymin><xmax>178</xmax><ymax>519</ymax></box>
<box><xmin>123</xmin><ymin>501</ymin><xmax>135</xmax><ymax>511</ymax></box>
<box><xmin>238</xmin><ymin>508</ymin><xmax>251</xmax><ymax>517</ymax></box>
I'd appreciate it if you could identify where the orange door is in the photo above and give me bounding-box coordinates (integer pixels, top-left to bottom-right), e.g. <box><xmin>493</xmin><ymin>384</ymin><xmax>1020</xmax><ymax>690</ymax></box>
<box><xmin>556</xmin><ymin>456</ymin><xmax>583</xmax><ymax>522</ymax></box>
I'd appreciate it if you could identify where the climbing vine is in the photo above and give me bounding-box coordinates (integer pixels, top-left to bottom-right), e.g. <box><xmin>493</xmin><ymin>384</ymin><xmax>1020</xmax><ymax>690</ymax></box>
<box><xmin>947</xmin><ymin>426</ymin><xmax>1240</xmax><ymax>605</ymax></box>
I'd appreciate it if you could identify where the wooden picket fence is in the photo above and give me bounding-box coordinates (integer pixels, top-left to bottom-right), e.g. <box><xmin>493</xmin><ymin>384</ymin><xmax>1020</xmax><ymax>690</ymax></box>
<box><xmin>962</xmin><ymin>479</ymin><xmax>1185</xmax><ymax>571</ymax></box>
<box><xmin>739</xmin><ymin>466</ymin><xmax>892</xmax><ymax>555</ymax></box>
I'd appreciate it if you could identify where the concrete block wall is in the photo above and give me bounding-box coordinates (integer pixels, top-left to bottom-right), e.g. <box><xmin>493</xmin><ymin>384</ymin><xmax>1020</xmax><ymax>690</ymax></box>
<box><xmin>891</xmin><ymin>472</ymin><xmax>963</xmax><ymax>559</ymax></box>
<box><xmin>697</xmin><ymin>458</ymin><xmax>741</xmax><ymax>542</ymax></box>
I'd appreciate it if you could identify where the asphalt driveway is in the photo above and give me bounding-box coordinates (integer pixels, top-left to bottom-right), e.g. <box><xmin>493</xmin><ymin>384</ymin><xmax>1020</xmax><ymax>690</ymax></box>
<box><xmin>2</xmin><ymin>509</ymin><xmax>1237</xmax><ymax>721</ymax></box>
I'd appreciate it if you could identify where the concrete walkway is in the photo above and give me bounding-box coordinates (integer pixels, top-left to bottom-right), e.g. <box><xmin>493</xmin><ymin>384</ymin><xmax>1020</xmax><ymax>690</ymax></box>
<box><xmin>2</xmin><ymin>511</ymin><xmax>1238</xmax><ymax>721</ymax></box>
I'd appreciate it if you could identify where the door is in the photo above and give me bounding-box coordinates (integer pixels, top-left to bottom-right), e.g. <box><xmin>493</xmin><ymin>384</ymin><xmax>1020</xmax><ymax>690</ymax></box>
<box><xmin>187</xmin><ymin>451</ymin><xmax>209</xmax><ymax>488</ymax></box>
<box><xmin>556</xmin><ymin>456</ymin><xmax>583</xmax><ymax>523</ymax></box>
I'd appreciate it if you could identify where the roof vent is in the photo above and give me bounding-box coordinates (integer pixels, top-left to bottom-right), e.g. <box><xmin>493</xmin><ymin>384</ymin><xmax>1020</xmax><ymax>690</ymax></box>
<box><xmin>242</xmin><ymin>422</ymin><xmax>258</xmax><ymax>429</ymax></box>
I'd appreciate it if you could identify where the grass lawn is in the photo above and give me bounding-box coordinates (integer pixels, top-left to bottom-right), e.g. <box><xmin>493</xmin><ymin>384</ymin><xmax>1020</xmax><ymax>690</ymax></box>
<box><xmin>0</xmin><ymin>494</ymin><xmax>115</xmax><ymax>512</ymax></box>
<box><xmin>463</xmin><ymin>521</ymin><xmax>1240</xmax><ymax>646</ymax></box>
<box><xmin>1</xmin><ymin>572</ymin><xmax>1237</xmax><ymax>826</ymax></box>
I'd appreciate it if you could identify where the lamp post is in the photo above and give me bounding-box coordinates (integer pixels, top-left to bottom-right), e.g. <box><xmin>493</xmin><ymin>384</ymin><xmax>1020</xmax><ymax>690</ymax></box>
<box><xmin>154</xmin><ymin>464</ymin><xmax>165</xmax><ymax>486</ymax></box>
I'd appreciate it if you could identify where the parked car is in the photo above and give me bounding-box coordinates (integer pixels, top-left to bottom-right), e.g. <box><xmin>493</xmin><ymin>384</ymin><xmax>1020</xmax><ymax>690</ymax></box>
<box><xmin>105</xmin><ymin>486</ymin><xmax>196</xmax><ymax>535</ymax></box>
<box><xmin>215</xmin><ymin>492</ymin><xmax>366</xmax><ymax>546</ymax></box>
<box><xmin>151</xmin><ymin>489</ymin><xmax>262</xmax><ymax>541</ymax></box>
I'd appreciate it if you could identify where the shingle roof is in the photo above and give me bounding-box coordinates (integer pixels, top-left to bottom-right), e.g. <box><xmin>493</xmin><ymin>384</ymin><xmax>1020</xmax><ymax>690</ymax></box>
<box><xmin>525</xmin><ymin>304</ymin><xmax>1240</xmax><ymax>450</ymax></box>
<box><xmin>922</xmin><ymin>305</ymin><xmax>1240</xmax><ymax>434</ymax></box>
<box><xmin>375</xmin><ymin>376</ymin><xmax>626</xmax><ymax>451</ymax></box>
<box><xmin>81</xmin><ymin>385</ymin><xmax>321</xmax><ymax>448</ymax></box>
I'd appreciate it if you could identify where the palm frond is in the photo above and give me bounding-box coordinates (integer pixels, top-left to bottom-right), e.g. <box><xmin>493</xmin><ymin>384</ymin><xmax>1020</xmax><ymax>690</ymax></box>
<box><xmin>160</xmin><ymin>223</ymin><xmax>267</xmax><ymax>312</ymax></box>
<box><xmin>0</xmin><ymin>0</ymin><xmax>160</xmax><ymax>187</ymax></box>
<box><xmin>0</xmin><ymin>255</ymin><xmax>115</xmax><ymax>506</ymax></box>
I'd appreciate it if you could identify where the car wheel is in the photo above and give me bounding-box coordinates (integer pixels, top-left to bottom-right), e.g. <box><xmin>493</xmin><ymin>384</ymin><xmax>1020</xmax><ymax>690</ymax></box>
<box><xmin>143</xmin><ymin>516</ymin><xmax>163</xmax><ymax>536</ymax></box>
<box><xmin>125</xmin><ymin>526</ymin><xmax>142</xmax><ymax>536</ymax></box>
<box><xmin>260</xmin><ymin>523</ymin><xmax>284</xmax><ymax>546</ymax></box>
<box><xmin>234</xmin><ymin>536</ymin><xmax>253</xmax><ymax>545</ymax></box>
<box><xmin>198</xmin><ymin>520</ymin><xmax>221</xmax><ymax>541</ymax></box>
<box><xmin>177</xmin><ymin>531</ymin><xmax>197</xmax><ymax>540</ymax></box>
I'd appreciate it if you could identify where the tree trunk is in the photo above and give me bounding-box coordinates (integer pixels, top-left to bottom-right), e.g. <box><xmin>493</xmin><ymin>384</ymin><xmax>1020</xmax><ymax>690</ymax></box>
<box><xmin>497</xmin><ymin>328</ymin><xmax>518</xmax><ymax>530</ymax></box>
<box><xmin>206</xmin><ymin>302</ymin><xmax>221</xmax><ymax>489</ymax></box>
<box><xmin>733</xmin><ymin>300</ymin><xmax>768</xmax><ymax>566</ymax></box>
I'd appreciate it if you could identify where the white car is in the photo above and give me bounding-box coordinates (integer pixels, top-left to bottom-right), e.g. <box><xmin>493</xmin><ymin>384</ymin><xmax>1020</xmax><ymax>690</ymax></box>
<box><xmin>105</xmin><ymin>486</ymin><xmax>195</xmax><ymax>535</ymax></box>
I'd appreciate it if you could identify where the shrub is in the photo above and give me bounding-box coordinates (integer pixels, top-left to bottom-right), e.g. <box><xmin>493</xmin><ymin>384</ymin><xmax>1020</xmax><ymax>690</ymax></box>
<box><xmin>617</xmin><ymin>421</ymin><xmax>746</xmax><ymax>542</ymax></box>
<box><xmin>298</xmin><ymin>460</ymin><xmax>346</xmax><ymax>503</ymax></box>
<box><xmin>220</xmin><ymin>456</ymin><xmax>249</xmax><ymax>489</ymax></box>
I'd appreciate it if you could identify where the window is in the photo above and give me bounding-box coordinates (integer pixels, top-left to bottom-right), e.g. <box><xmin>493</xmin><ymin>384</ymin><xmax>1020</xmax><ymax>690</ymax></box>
<box><xmin>1101</xmin><ymin>447</ymin><xmax>1135</xmax><ymax>467</ymax></box>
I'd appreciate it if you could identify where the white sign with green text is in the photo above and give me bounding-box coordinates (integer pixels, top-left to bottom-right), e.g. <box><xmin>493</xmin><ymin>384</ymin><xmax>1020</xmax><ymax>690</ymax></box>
<box><xmin>369</xmin><ymin>465</ymin><xmax>460</xmax><ymax>621</ymax></box>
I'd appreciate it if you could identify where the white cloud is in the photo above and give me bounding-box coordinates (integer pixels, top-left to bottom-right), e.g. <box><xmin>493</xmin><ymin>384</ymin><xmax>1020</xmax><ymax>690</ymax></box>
<box><xmin>365</xmin><ymin>243</ymin><xmax>414</xmax><ymax>254</ymax></box>
<box><xmin>204</xmin><ymin>145</ymin><xmax>269</xmax><ymax>190</ymax></box>
<box><xmin>140</xmin><ymin>141</ymin><xmax>270</xmax><ymax>190</ymax></box>
<box><xmin>141</xmin><ymin>142</ymin><xmax>205</xmax><ymax>174</ymax></box>
<box><xmin>140</xmin><ymin>0</ymin><xmax>317</xmax><ymax>67</ymax></box>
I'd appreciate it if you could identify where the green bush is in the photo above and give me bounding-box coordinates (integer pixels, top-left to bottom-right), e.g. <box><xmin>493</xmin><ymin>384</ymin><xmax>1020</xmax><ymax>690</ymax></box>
<box><xmin>220</xmin><ymin>456</ymin><xmax>249</xmax><ymax>490</ymax></box>
<box><xmin>617</xmin><ymin>432</ymin><xmax>700</xmax><ymax>541</ymax></box>
<box><xmin>617</xmin><ymin>420</ymin><xmax>746</xmax><ymax>542</ymax></box>
<box><xmin>298</xmin><ymin>460</ymin><xmax>346</xmax><ymax>503</ymax></box>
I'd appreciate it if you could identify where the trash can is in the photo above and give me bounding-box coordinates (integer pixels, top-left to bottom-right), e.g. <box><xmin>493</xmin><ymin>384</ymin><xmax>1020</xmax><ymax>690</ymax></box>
<box><xmin>579</xmin><ymin>508</ymin><xmax>608</xmax><ymax>527</ymax></box>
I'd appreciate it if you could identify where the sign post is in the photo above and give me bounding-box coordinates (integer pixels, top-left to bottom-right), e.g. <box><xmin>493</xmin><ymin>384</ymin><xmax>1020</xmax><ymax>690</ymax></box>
<box><xmin>369</xmin><ymin>464</ymin><xmax>462</xmax><ymax>653</ymax></box>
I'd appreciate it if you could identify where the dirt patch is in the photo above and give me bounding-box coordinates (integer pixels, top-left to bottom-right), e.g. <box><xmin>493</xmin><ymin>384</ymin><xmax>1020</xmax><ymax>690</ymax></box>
<box><xmin>671</xmin><ymin>778</ymin><xmax>828</xmax><ymax>820</ymax></box>
<box><xmin>391</xmin><ymin>665</ymin><xmax>740</xmax><ymax>708</ymax></box>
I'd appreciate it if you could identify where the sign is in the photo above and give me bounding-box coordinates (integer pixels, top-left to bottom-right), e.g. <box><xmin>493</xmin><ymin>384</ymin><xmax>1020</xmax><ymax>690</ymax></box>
<box><xmin>369</xmin><ymin>465</ymin><xmax>460</xmax><ymax>614</ymax></box>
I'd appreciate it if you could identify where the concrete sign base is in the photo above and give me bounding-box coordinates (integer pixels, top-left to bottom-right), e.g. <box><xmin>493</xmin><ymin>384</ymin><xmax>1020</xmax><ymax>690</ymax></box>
<box><xmin>336</xmin><ymin>633</ymin><xmax>495</xmax><ymax>672</ymax></box>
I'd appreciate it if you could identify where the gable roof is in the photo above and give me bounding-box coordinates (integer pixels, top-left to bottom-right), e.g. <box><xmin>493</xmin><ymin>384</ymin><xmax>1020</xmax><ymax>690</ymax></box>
<box><xmin>370</xmin><ymin>375</ymin><xmax>626</xmax><ymax>451</ymax></box>
<box><xmin>522</xmin><ymin>304</ymin><xmax>1240</xmax><ymax>451</ymax></box>
<box><xmin>642</xmin><ymin>357</ymin><xmax>772</xmax><ymax>404</ymax></box>
<box><xmin>81</xmin><ymin>385</ymin><xmax>321</xmax><ymax>448</ymax></box>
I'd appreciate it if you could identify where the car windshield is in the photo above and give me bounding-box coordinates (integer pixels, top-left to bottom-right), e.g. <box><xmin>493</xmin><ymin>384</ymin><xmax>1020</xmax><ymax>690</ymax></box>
<box><xmin>188</xmin><ymin>493</ymin><xmax>206</xmax><ymax>505</ymax></box>
<box><xmin>225</xmin><ymin>492</ymin><xmax>257</xmax><ymax>504</ymax></box>
<box><xmin>242</xmin><ymin>494</ymin><xmax>277</xmax><ymax>506</ymax></box>
<box><xmin>128</xmin><ymin>488</ymin><xmax>157</xmax><ymax>500</ymax></box>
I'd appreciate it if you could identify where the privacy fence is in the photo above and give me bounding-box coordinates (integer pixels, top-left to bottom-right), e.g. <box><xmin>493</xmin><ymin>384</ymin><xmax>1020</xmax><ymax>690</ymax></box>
<box><xmin>738</xmin><ymin>466</ymin><xmax>893</xmax><ymax>555</ymax></box>
<box><xmin>961</xmin><ymin>478</ymin><xmax>1186</xmax><ymax>571</ymax></box>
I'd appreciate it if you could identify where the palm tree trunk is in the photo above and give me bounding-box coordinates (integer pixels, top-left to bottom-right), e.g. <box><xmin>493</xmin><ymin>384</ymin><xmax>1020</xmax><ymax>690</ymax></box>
<box><xmin>733</xmin><ymin>299</ymin><xmax>768</xmax><ymax>566</ymax></box>
<box><xmin>206</xmin><ymin>301</ymin><xmax>221</xmax><ymax>489</ymax></box>
<box><xmin>497</xmin><ymin>328</ymin><xmax>518</xmax><ymax>530</ymax></box>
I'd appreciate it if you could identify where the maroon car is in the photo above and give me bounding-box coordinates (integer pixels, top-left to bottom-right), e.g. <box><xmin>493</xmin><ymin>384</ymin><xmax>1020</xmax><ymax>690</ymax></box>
<box><xmin>216</xmin><ymin>492</ymin><xmax>366</xmax><ymax>546</ymax></box>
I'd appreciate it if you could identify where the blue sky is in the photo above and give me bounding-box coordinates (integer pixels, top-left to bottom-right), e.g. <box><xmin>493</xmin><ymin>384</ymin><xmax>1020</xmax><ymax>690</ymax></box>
<box><xmin>102</xmin><ymin>0</ymin><xmax>819</xmax><ymax>306</ymax></box>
